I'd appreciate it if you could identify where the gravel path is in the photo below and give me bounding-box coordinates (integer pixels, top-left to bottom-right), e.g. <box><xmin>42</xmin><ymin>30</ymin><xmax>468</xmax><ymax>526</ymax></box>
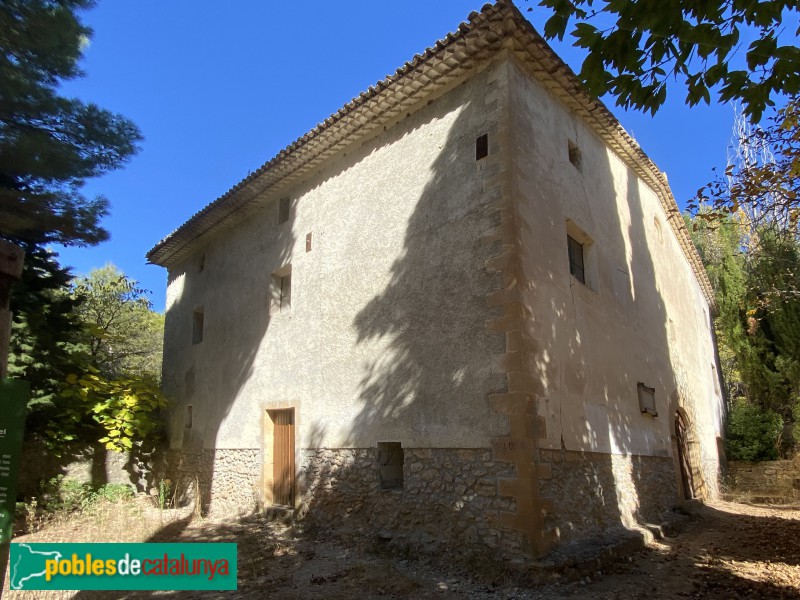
<box><xmin>5</xmin><ymin>499</ymin><xmax>800</xmax><ymax>599</ymax></box>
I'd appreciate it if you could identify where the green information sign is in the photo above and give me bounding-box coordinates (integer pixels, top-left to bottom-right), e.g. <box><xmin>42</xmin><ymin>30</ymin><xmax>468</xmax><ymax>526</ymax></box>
<box><xmin>10</xmin><ymin>543</ymin><xmax>238</xmax><ymax>590</ymax></box>
<box><xmin>0</xmin><ymin>379</ymin><xmax>29</xmax><ymax>544</ymax></box>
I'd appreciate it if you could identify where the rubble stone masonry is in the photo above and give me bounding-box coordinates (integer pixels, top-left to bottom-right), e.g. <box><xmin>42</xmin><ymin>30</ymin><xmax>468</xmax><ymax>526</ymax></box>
<box><xmin>539</xmin><ymin>450</ymin><xmax>677</xmax><ymax>543</ymax></box>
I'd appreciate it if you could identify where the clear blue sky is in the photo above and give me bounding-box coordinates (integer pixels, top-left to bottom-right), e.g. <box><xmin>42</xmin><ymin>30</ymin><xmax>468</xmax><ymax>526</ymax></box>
<box><xmin>56</xmin><ymin>0</ymin><xmax>739</xmax><ymax>312</ymax></box>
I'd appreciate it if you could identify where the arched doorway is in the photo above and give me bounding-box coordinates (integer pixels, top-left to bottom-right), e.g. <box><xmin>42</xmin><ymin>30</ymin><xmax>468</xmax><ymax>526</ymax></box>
<box><xmin>675</xmin><ymin>410</ymin><xmax>695</xmax><ymax>499</ymax></box>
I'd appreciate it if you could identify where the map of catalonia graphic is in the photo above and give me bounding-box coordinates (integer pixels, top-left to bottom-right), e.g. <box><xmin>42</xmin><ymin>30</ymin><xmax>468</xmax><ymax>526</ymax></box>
<box><xmin>10</xmin><ymin>544</ymin><xmax>63</xmax><ymax>590</ymax></box>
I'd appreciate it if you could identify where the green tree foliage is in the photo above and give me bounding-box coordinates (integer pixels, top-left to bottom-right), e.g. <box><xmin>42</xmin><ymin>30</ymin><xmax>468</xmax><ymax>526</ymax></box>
<box><xmin>0</xmin><ymin>0</ymin><xmax>142</xmax><ymax>247</ymax></box>
<box><xmin>689</xmin><ymin>216</ymin><xmax>800</xmax><ymax>458</ymax></box>
<box><xmin>57</xmin><ymin>370</ymin><xmax>166</xmax><ymax>453</ymax></box>
<box><xmin>12</xmin><ymin>264</ymin><xmax>166</xmax><ymax>454</ymax></box>
<box><xmin>535</xmin><ymin>0</ymin><xmax>799</xmax><ymax>121</ymax></box>
<box><xmin>7</xmin><ymin>246</ymin><xmax>87</xmax><ymax>410</ymax></box>
<box><xmin>73</xmin><ymin>264</ymin><xmax>164</xmax><ymax>380</ymax></box>
<box><xmin>1</xmin><ymin>2</ymin><xmax>152</xmax><ymax>452</ymax></box>
<box><xmin>726</xmin><ymin>397</ymin><xmax>783</xmax><ymax>461</ymax></box>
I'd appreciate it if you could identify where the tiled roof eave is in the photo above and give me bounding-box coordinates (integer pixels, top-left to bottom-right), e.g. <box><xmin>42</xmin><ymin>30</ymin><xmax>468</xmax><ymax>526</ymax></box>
<box><xmin>145</xmin><ymin>4</ymin><xmax>503</xmax><ymax>268</ymax></box>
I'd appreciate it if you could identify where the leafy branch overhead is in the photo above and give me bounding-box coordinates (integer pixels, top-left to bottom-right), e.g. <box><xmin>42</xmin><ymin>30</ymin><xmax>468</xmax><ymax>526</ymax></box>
<box><xmin>692</xmin><ymin>98</ymin><xmax>800</xmax><ymax>228</ymax></box>
<box><xmin>535</xmin><ymin>0</ymin><xmax>799</xmax><ymax>122</ymax></box>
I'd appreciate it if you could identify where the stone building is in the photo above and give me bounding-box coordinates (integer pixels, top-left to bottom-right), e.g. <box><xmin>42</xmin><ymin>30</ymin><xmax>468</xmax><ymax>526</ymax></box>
<box><xmin>147</xmin><ymin>0</ymin><xmax>723</xmax><ymax>558</ymax></box>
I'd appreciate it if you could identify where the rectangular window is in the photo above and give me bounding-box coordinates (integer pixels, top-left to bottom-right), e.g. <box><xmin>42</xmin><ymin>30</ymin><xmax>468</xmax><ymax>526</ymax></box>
<box><xmin>192</xmin><ymin>307</ymin><xmax>204</xmax><ymax>344</ymax></box>
<box><xmin>567</xmin><ymin>235</ymin><xmax>585</xmax><ymax>284</ymax></box>
<box><xmin>377</xmin><ymin>442</ymin><xmax>404</xmax><ymax>490</ymax></box>
<box><xmin>638</xmin><ymin>382</ymin><xmax>657</xmax><ymax>416</ymax></box>
<box><xmin>270</xmin><ymin>266</ymin><xmax>292</xmax><ymax>314</ymax></box>
<box><xmin>476</xmin><ymin>133</ymin><xmax>488</xmax><ymax>161</ymax></box>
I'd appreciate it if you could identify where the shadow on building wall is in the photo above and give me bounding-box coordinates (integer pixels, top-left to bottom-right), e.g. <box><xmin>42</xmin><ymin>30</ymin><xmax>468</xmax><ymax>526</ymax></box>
<box><xmin>156</xmin><ymin>183</ymin><xmax>297</xmax><ymax>511</ymax></box>
<box><xmin>131</xmin><ymin>64</ymin><xmax>711</xmax><ymax>559</ymax></box>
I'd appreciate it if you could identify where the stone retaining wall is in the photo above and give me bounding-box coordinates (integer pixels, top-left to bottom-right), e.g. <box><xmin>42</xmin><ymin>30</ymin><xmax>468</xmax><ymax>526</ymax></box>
<box><xmin>539</xmin><ymin>450</ymin><xmax>677</xmax><ymax>543</ymax></box>
<box><xmin>726</xmin><ymin>459</ymin><xmax>800</xmax><ymax>502</ymax></box>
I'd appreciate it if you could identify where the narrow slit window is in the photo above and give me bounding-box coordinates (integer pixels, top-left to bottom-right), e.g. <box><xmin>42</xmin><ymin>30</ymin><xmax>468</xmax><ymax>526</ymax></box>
<box><xmin>192</xmin><ymin>307</ymin><xmax>204</xmax><ymax>344</ymax></box>
<box><xmin>476</xmin><ymin>133</ymin><xmax>488</xmax><ymax>161</ymax></box>
<box><xmin>185</xmin><ymin>405</ymin><xmax>193</xmax><ymax>429</ymax></box>
<box><xmin>278</xmin><ymin>197</ymin><xmax>291</xmax><ymax>224</ymax></box>
<box><xmin>198</xmin><ymin>253</ymin><xmax>205</xmax><ymax>273</ymax></box>
<box><xmin>378</xmin><ymin>442</ymin><xmax>404</xmax><ymax>490</ymax></box>
<box><xmin>567</xmin><ymin>235</ymin><xmax>585</xmax><ymax>284</ymax></box>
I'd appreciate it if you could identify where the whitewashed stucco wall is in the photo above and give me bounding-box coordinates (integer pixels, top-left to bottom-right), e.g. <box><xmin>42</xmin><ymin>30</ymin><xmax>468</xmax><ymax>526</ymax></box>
<box><xmin>162</xmin><ymin>61</ymin><xmax>510</xmax><ymax>452</ymax></box>
<box><xmin>161</xmin><ymin>55</ymin><xmax>723</xmax><ymax>498</ymax></box>
<box><xmin>507</xmin><ymin>58</ymin><xmax>722</xmax><ymax>471</ymax></box>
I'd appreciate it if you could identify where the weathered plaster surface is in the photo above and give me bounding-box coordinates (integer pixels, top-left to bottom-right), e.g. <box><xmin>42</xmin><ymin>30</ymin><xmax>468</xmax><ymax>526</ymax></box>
<box><xmin>162</xmin><ymin>62</ymin><xmax>510</xmax><ymax>455</ymax></box>
<box><xmin>505</xmin><ymin>58</ymin><xmax>721</xmax><ymax>473</ymax></box>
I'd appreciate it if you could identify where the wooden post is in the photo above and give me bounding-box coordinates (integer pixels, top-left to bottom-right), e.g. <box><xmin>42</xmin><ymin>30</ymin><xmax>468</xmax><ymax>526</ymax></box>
<box><xmin>0</xmin><ymin>239</ymin><xmax>25</xmax><ymax>592</ymax></box>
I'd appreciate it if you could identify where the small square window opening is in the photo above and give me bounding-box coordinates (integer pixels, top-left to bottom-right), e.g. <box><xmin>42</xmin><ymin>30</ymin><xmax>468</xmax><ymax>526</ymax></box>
<box><xmin>476</xmin><ymin>133</ymin><xmax>488</xmax><ymax>161</ymax></box>
<box><xmin>378</xmin><ymin>441</ymin><xmax>404</xmax><ymax>490</ymax></box>
<box><xmin>567</xmin><ymin>235</ymin><xmax>585</xmax><ymax>284</ymax></box>
<box><xmin>192</xmin><ymin>307</ymin><xmax>204</xmax><ymax>345</ymax></box>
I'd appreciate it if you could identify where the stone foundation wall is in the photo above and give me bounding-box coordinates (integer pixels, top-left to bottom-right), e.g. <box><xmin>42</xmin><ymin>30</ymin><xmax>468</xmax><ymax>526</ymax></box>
<box><xmin>163</xmin><ymin>448</ymin><xmax>260</xmax><ymax>515</ymax></box>
<box><xmin>160</xmin><ymin>446</ymin><xmax>684</xmax><ymax>559</ymax></box>
<box><xmin>539</xmin><ymin>450</ymin><xmax>677</xmax><ymax>543</ymax></box>
<box><xmin>726</xmin><ymin>459</ymin><xmax>800</xmax><ymax>502</ymax></box>
<box><xmin>301</xmin><ymin>448</ymin><xmax>524</xmax><ymax>558</ymax></box>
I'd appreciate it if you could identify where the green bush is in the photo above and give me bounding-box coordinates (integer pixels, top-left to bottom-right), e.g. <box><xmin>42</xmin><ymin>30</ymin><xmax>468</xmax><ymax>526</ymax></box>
<box><xmin>94</xmin><ymin>483</ymin><xmax>134</xmax><ymax>503</ymax></box>
<box><xmin>39</xmin><ymin>476</ymin><xmax>134</xmax><ymax>515</ymax></box>
<box><xmin>40</xmin><ymin>476</ymin><xmax>94</xmax><ymax>514</ymax></box>
<box><xmin>726</xmin><ymin>397</ymin><xmax>784</xmax><ymax>461</ymax></box>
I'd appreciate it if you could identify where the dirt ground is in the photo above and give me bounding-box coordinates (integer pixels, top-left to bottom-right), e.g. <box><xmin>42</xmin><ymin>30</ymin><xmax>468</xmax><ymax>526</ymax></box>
<box><xmin>5</xmin><ymin>498</ymin><xmax>800</xmax><ymax>599</ymax></box>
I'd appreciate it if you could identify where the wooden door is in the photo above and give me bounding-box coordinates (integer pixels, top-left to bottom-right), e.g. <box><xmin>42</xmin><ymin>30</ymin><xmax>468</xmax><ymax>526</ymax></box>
<box><xmin>675</xmin><ymin>411</ymin><xmax>695</xmax><ymax>500</ymax></box>
<box><xmin>272</xmin><ymin>410</ymin><xmax>295</xmax><ymax>506</ymax></box>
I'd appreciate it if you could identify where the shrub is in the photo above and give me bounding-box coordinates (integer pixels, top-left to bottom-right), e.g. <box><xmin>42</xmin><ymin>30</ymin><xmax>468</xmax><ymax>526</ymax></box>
<box><xmin>726</xmin><ymin>397</ymin><xmax>783</xmax><ymax>461</ymax></box>
<box><xmin>39</xmin><ymin>476</ymin><xmax>135</xmax><ymax>515</ymax></box>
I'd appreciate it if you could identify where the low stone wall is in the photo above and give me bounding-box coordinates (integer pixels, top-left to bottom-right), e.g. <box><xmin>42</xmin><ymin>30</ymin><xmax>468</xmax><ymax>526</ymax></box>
<box><xmin>726</xmin><ymin>459</ymin><xmax>800</xmax><ymax>502</ymax></box>
<box><xmin>301</xmin><ymin>447</ymin><xmax>523</xmax><ymax>559</ymax></box>
<box><xmin>162</xmin><ymin>448</ymin><xmax>260</xmax><ymax>515</ymax></box>
<box><xmin>539</xmin><ymin>450</ymin><xmax>677</xmax><ymax>543</ymax></box>
<box><xmin>18</xmin><ymin>442</ymin><xmax>159</xmax><ymax>499</ymax></box>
